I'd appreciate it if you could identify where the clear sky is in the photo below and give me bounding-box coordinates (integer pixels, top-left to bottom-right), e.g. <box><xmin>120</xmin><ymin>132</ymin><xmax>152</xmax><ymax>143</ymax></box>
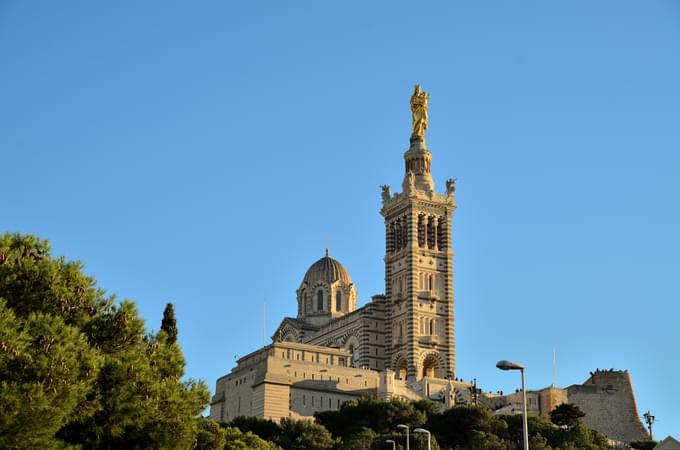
<box><xmin>1</xmin><ymin>0</ymin><xmax>678</xmax><ymax>439</ymax></box>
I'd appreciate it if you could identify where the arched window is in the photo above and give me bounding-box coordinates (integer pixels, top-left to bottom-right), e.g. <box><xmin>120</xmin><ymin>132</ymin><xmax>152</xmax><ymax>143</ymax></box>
<box><xmin>437</xmin><ymin>217</ymin><xmax>446</xmax><ymax>250</ymax></box>
<box><xmin>336</xmin><ymin>290</ymin><xmax>342</xmax><ymax>311</ymax></box>
<box><xmin>317</xmin><ymin>290</ymin><xmax>324</xmax><ymax>311</ymax></box>
<box><xmin>427</xmin><ymin>216</ymin><xmax>435</xmax><ymax>249</ymax></box>
<box><xmin>395</xmin><ymin>220</ymin><xmax>402</xmax><ymax>250</ymax></box>
<box><xmin>389</xmin><ymin>222</ymin><xmax>396</xmax><ymax>253</ymax></box>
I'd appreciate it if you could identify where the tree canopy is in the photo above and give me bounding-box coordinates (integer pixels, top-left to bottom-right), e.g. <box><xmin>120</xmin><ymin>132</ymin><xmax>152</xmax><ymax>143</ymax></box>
<box><xmin>629</xmin><ymin>440</ymin><xmax>657</xmax><ymax>450</ymax></box>
<box><xmin>194</xmin><ymin>418</ymin><xmax>227</xmax><ymax>450</ymax></box>
<box><xmin>231</xmin><ymin>399</ymin><xmax>614</xmax><ymax>450</ymax></box>
<box><xmin>222</xmin><ymin>426</ymin><xmax>281</xmax><ymax>450</ymax></box>
<box><xmin>224</xmin><ymin>416</ymin><xmax>334</xmax><ymax>450</ymax></box>
<box><xmin>161</xmin><ymin>302</ymin><xmax>178</xmax><ymax>345</ymax></box>
<box><xmin>315</xmin><ymin>395</ymin><xmax>426</xmax><ymax>439</ymax></box>
<box><xmin>0</xmin><ymin>233</ymin><xmax>209</xmax><ymax>449</ymax></box>
<box><xmin>550</xmin><ymin>403</ymin><xmax>586</xmax><ymax>428</ymax></box>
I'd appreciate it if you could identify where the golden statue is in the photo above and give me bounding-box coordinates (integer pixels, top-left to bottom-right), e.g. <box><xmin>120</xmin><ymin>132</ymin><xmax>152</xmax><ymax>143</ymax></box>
<box><xmin>410</xmin><ymin>84</ymin><xmax>430</xmax><ymax>137</ymax></box>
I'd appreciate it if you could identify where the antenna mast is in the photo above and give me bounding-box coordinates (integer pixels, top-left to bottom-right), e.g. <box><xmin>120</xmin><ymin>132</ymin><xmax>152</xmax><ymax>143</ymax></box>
<box><xmin>263</xmin><ymin>301</ymin><xmax>266</xmax><ymax>346</ymax></box>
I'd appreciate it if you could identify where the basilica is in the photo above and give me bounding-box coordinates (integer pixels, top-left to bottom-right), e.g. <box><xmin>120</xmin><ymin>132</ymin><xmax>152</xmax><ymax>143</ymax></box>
<box><xmin>210</xmin><ymin>85</ymin><xmax>459</xmax><ymax>421</ymax></box>
<box><xmin>209</xmin><ymin>87</ymin><xmax>648</xmax><ymax>444</ymax></box>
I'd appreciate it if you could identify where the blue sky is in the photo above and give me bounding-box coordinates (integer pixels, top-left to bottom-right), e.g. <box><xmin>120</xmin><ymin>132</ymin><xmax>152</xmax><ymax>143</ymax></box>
<box><xmin>1</xmin><ymin>0</ymin><xmax>678</xmax><ymax>439</ymax></box>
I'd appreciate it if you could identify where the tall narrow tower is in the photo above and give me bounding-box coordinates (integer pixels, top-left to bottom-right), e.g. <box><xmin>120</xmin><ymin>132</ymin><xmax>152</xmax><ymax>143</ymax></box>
<box><xmin>381</xmin><ymin>85</ymin><xmax>457</xmax><ymax>381</ymax></box>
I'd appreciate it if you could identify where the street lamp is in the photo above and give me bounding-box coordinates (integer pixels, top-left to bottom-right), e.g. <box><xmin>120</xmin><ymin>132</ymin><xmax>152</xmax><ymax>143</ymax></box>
<box><xmin>497</xmin><ymin>360</ymin><xmax>529</xmax><ymax>450</ymax></box>
<box><xmin>643</xmin><ymin>411</ymin><xmax>655</xmax><ymax>440</ymax></box>
<box><xmin>396</xmin><ymin>424</ymin><xmax>410</xmax><ymax>450</ymax></box>
<box><xmin>413</xmin><ymin>428</ymin><xmax>431</xmax><ymax>450</ymax></box>
<box><xmin>385</xmin><ymin>439</ymin><xmax>396</xmax><ymax>450</ymax></box>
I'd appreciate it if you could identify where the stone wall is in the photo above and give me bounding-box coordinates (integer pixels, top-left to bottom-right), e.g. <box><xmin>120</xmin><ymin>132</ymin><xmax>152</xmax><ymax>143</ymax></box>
<box><xmin>567</xmin><ymin>370</ymin><xmax>648</xmax><ymax>443</ymax></box>
<box><xmin>481</xmin><ymin>370</ymin><xmax>647</xmax><ymax>443</ymax></box>
<box><xmin>212</xmin><ymin>345</ymin><xmax>649</xmax><ymax>445</ymax></box>
<box><xmin>210</xmin><ymin>341</ymin><xmax>380</xmax><ymax>423</ymax></box>
<box><xmin>303</xmin><ymin>298</ymin><xmax>388</xmax><ymax>371</ymax></box>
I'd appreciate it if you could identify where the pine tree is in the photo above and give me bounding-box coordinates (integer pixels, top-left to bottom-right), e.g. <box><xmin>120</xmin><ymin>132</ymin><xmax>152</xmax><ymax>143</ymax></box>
<box><xmin>0</xmin><ymin>299</ymin><xmax>100</xmax><ymax>449</ymax></box>
<box><xmin>550</xmin><ymin>402</ymin><xmax>586</xmax><ymax>428</ymax></box>
<box><xmin>161</xmin><ymin>302</ymin><xmax>178</xmax><ymax>345</ymax></box>
<box><xmin>0</xmin><ymin>233</ymin><xmax>209</xmax><ymax>449</ymax></box>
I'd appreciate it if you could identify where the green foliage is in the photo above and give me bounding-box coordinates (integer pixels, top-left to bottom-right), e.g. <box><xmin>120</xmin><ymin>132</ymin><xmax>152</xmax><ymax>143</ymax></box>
<box><xmin>427</xmin><ymin>405</ymin><xmax>508</xmax><ymax>450</ymax></box>
<box><xmin>339</xmin><ymin>426</ymin><xmax>377</xmax><ymax>450</ymax></box>
<box><xmin>314</xmin><ymin>396</ymin><xmax>613</xmax><ymax>450</ymax></box>
<box><xmin>629</xmin><ymin>440</ymin><xmax>657</xmax><ymax>450</ymax></box>
<box><xmin>0</xmin><ymin>233</ymin><xmax>210</xmax><ymax>449</ymax></box>
<box><xmin>194</xmin><ymin>418</ymin><xmax>226</xmax><ymax>450</ymax></box>
<box><xmin>223</xmin><ymin>426</ymin><xmax>281</xmax><ymax>450</ymax></box>
<box><xmin>278</xmin><ymin>417</ymin><xmax>336</xmax><ymax>450</ymax></box>
<box><xmin>502</xmin><ymin>413</ymin><xmax>557</xmax><ymax>449</ymax></box>
<box><xmin>550</xmin><ymin>403</ymin><xmax>586</xmax><ymax>428</ymax></box>
<box><xmin>411</xmin><ymin>399</ymin><xmax>441</xmax><ymax>418</ymax></box>
<box><xmin>228</xmin><ymin>415</ymin><xmax>282</xmax><ymax>442</ymax></box>
<box><xmin>502</xmin><ymin>413</ymin><xmax>611</xmax><ymax>450</ymax></box>
<box><xmin>315</xmin><ymin>395</ymin><xmax>426</xmax><ymax>438</ymax></box>
<box><xmin>0</xmin><ymin>234</ymin><xmax>110</xmax><ymax>329</ymax></box>
<box><xmin>0</xmin><ymin>300</ymin><xmax>100</xmax><ymax>449</ymax></box>
<box><xmin>161</xmin><ymin>303</ymin><xmax>178</xmax><ymax>345</ymax></box>
<box><xmin>225</xmin><ymin>417</ymin><xmax>333</xmax><ymax>450</ymax></box>
<box><xmin>527</xmin><ymin>433</ymin><xmax>554</xmax><ymax>450</ymax></box>
<box><xmin>412</xmin><ymin>432</ymin><xmax>441</xmax><ymax>450</ymax></box>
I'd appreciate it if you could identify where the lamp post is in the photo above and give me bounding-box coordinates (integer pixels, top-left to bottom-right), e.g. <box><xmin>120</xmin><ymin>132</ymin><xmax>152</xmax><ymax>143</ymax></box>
<box><xmin>497</xmin><ymin>360</ymin><xmax>529</xmax><ymax>450</ymax></box>
<box><xmin>413</xmin><ymin>428</ymin><xmax>431</xmax><ymax>450</ymax></box>
<box><xmin>396</xmin><ymin>424</ymin><xmax>410</xmax><ymax>450</ymax></box>
<box><xmin>643</xmin><ymin>411</ymin><xmax>655</xmax><ymax>440</ymax></box>
<box><xmin>385</xmin><ymin>439</ymin><xmax>396</xmax><ymax>450</ymax></box>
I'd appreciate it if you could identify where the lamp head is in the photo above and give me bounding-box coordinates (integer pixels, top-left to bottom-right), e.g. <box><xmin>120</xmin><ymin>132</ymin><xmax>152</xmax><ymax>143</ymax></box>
<box><xmin>396</xmin><ymin>424</ymin><xmax>409</xmax><ymax>430</ymax></box>
<box><xmin>413</xmin><ymin>428</ymin><xmax>430</xmax><ymax>434</ymax></box>
<box><xmin>385</xmin><ymin>440</ymin><xmax>396</xmax><ymax>444</ymax></box>
<box><xmin>496</xmin><ymin>360</ymin><xmax>525</xmax><ymax>371</ymax></box>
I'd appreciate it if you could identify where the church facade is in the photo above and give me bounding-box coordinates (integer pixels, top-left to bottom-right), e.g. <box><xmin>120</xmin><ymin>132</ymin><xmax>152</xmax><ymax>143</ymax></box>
<box><xmin>274</xmin><ymin>123</ymin><xmax>458</xmax><ymax>382</ymax></box>
<box><xmin>210</xmin><ymin>85</ymin><xmax>460</xmax><ymax>422</ymax></box>
<box><xmin>209</xmin><ymin>87</ymin><xmax>648</xmax><ymax>444</ymax></box>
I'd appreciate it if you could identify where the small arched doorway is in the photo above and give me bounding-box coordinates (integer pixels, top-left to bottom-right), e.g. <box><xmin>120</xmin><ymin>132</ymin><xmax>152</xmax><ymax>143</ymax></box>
<box><xmin>395</xmin><ymin>357</ymin><xmax>408</xmax><ymax>380</ymax></box>
<box><xmin>420</xmin><ymin>352</ymin><xmax>445</xmax><ymax>379</ymax></box>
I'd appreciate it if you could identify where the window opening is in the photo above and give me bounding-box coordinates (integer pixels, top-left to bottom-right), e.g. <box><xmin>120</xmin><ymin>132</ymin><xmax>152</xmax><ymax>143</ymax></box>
<box><xmin>317</xmin><ymin>290</ymin><xmax>324</xmax><ymax>311</ymax></box>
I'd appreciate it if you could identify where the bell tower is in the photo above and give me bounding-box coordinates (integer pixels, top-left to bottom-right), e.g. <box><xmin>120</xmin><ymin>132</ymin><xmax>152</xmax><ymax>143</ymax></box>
<box><xmin>381</xmin><ymin>85</ymin><xmax>457</xmax><ymax>382</ymax></box>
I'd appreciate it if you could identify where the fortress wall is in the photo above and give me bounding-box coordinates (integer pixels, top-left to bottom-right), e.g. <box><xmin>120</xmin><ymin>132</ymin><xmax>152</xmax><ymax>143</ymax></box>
<box><xmin>567</xmin><ymin>370</ymin><xmax>648</xmax><ymax>443</ymax></box>
<box><xmin>539</xmin><ymin>387</ymin><xmax>569</xmax><ymax>417</ymax></box>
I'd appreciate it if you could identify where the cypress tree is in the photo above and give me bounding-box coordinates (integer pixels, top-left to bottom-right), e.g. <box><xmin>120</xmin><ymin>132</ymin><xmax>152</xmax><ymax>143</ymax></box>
<box><xmin>161</xmin><ymin>302</ymin><xmax>178</xmax><ymax>345</ymax></box>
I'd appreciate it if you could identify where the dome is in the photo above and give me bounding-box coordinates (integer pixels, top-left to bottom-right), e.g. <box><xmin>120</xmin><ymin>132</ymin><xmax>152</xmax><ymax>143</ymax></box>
<box><xmin>302</xmin><ymin>251</ymin><xmax>352</xmax><ymax>286</ymax></box>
